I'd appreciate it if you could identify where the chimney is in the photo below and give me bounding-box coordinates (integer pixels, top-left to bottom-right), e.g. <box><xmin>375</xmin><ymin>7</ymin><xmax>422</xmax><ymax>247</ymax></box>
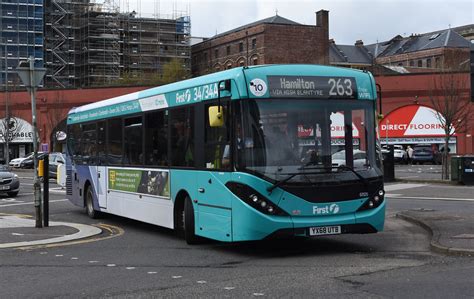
<box><xmin>316</xmin><ymin>10</ymin><xmax>329</xmax><ymax>29</ymax></box>
<box><xmin>316</xmin><ymin>10</ymin><xmax>329</xmax><ymax>65</ymax></box>
<box><xmin>355</xmin><ymin>40</ymin><xmax>364</xmax><ymax>47</ymax></box>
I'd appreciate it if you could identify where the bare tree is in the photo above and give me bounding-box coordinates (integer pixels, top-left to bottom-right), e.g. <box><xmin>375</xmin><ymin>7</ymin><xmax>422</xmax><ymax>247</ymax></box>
<box><xmin>430</xmin><ymin>71</ymin><xmax>471</xmax><ymax>179</ymax></box>
<box><xmin>42</xmin><ymin>91</ymin><xmax>68</xmax><ymax>152</ymax></box>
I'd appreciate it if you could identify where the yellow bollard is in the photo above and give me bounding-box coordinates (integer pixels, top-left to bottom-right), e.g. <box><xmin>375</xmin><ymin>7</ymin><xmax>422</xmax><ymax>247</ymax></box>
<box><xmin>38</xmin><ymin>159</ymin><xmax>44</xmax><ymax>177</ymax></box>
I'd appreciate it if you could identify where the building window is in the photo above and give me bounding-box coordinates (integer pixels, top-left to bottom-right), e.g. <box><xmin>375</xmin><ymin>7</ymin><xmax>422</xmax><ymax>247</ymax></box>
<box><xmin>226</xmin><ymin>63</ymin><xmax>232</xmax><ymax>69</ymax></box>
<box><xmin>214</xmin><ymin>48</ymin><xmax>219</xmax><ymax>59</ymax></box>
<box><xmin>239</xmin><ymin>42</ymin><xmax>244</xmax><ymax>52</ymax></box>
<box><xmin>435</xmin><ymin>57</ymin><xmax>441</xmax><ymax>68</ymax></box>
<box><xmin>409</xmin><ymin>60</ymin><xmax>414</xmax><ymax>67</ymax></box>
<box><xmin>426</xmin><ymin>58</ymin><xmax>432</xmax><ymax>68</ymax></box>
<box><xmin>252</xmin><ymin>38</ymin><xmax>256</xmax><ymax>50</ymax></box>
<box><xmin>239</xmin><ymin>59</ymin><xmax>245</xmax><ymax>66</ymax></box>
<box><xmin>417</xmin><ymin>60</ymin><xmax>422</xmax><ymax>67</ymax></box>
<box><xmin>252</xmin><ymin>57</ymin><xmax>258</xmax><ymax>65</ymax></box>
<box><xmin>204</xmin><ymin>52</ymin><xmax>208</xmax><ymax>62</ymax></box>
<box><xmin>226</xmin><ymin>45</ymin><xmax>231</xmax><ymax>56</ymax></box>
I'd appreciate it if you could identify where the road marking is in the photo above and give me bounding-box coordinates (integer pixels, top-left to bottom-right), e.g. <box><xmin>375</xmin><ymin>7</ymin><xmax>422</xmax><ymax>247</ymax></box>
<box><xmin>384</xmin><ymin>183</ymin><xmax>427</xmax><ymax>192</ymax></box>
<box><xmin>0</xmin><ymin>199</ymin><xmax>68</xmax><ymax>207</ymax></box>
<box><xmin>388</xmin><ymin>195</ymin><xmax>474</xmax><ymax>202</ymax></box>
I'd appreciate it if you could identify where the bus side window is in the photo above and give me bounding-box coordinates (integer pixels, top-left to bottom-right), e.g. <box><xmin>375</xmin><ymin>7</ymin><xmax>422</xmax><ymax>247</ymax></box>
<box><xmin>145</xmin><ymin>111</ymin><xmax>168</xmax><ymax>166</ymax></box>
<box><xmin>108</xmin><ymin>118</ymin><xmax>123</xmax><ymax>165</ymax></box>
<box><xmin>170</xmin><ymin>107</ymin><xmax>194</xmax><ymax>167</ymax></box>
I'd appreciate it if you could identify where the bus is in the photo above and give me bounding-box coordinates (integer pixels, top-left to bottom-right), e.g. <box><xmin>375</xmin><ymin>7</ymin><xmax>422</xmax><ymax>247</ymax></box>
<box><xmin>66</xmin><ymin>64</ymin><xmax>385</xmax><ymax>244</ymax></box>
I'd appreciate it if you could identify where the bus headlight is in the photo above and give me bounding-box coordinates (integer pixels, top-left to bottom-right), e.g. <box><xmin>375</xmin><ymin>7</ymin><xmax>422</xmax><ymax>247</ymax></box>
<box><xmin>357</xmin><ymin>189</ymin><xmax>384</xmax><ymax>212</ymax></box>
<box><xmin>226</xmin><ymin>182</ymin><xmax>289</xmax><ymax>216</ymax></box>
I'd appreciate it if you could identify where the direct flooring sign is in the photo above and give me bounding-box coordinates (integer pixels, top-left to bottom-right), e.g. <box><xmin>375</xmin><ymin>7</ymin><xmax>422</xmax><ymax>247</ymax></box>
<box><xmin>108</xmin><ymin>168</ymin><xmax>170</xmax><ymax>198</ymax></box>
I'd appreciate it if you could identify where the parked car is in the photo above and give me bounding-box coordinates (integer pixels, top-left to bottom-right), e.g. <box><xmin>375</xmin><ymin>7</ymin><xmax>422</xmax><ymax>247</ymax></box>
<box><xmin>9</xmin><ymin>152</ymin><xmax>34</xmax><ymax>168</ymax></box>
<box><xmin>332</xmin><ymin>150</ymin><xmax>368</xmax><ymax>168</ymax></box>
<box><xmin>412</xmin><ymin>145</ymin><xmax>441</xmax><ymax>165</ymax></box>
<box><xmin>382</xmin><ymin>145</ymin><xmax>407</xmax><ymax>163</ymax></box>
<box><xmin>48</xmin><ymin>152</ymin><xmax>65</xmax><ymax>179</ymax></box>
<box><xmin>19</xmin><ymin>152</ymin><xmax>47</xmax><ymax>169</ymax></box>
<box><xmin>0</xmin><ymin>165</ymin><xmax>20</xmax><ymax>197</ymax></box>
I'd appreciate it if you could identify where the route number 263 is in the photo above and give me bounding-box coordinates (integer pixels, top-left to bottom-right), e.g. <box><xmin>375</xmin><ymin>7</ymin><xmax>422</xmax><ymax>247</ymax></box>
<box><xmin>328</xmin><ymin>78</ymin><xmax>353</xmax><ymax>96</ymax></box>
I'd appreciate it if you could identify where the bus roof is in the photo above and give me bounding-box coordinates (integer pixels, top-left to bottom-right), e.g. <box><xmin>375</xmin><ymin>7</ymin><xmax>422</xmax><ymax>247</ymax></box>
<box><xmin>68</xmin><ymin>64</ymin><xmax>376</xmax><ymax>125</ymax></box>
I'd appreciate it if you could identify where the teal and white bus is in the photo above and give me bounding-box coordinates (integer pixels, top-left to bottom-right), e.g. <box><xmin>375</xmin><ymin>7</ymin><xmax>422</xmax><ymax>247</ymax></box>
<box><xmin>66</xmin><ymin>64</ymin><xmax>385</xmax><ymax>244</ymax></box>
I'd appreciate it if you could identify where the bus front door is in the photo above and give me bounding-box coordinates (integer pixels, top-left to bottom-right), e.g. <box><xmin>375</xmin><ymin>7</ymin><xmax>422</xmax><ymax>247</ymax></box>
<box><xmin>96</xmin><ymin>166</ymin><xmax>107</xmax><ymax>209</ymax></box>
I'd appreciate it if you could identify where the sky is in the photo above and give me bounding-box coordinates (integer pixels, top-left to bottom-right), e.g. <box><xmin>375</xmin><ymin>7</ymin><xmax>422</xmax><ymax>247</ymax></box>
<box><xmin>127</xmin><ymin>0</ymin><xmax>473</xmax><ymax>45</ymax></box>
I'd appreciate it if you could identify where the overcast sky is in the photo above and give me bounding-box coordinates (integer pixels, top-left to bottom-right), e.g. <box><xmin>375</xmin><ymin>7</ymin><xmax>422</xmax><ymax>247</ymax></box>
<box><xmin>131</xmin><ymin>0</ymin><xmax>473</xmax><ymax>45</ymax></box>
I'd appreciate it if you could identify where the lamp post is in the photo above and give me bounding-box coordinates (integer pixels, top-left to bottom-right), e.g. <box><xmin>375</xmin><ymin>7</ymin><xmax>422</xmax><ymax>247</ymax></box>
<box><xmin>2</xmin><ymin>39</ymin><xmax>9</xmax><ymax>165</ymax></box>
<box><xmin>16</xmin><ymin>56</ymin><xmax>46</xmax><ymax>228</ymax></box>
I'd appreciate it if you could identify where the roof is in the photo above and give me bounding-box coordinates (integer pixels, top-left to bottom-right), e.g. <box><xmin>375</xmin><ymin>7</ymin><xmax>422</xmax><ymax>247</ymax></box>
<box><xmin>332</xmin><ymin>28</ymin><xmax>471</xmax><ymax>66</ymax></box>
<box><xmin>209</xmin><ymin>15</ymin><xmax>301</xmax><ymax>40</ymax></box>
<box><xmin>367</xmin><ymin>29</ymin><xmax>470</xmax><ymax>58</ymax></box>
<box><xmin>329</xmin><ymin>43</ymin><xmax>372</xmax><ymax>65</ymax></box>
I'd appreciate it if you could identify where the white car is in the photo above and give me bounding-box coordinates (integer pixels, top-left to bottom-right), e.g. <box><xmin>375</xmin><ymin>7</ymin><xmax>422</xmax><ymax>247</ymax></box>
<box><xmin>9</xmin><ymin>152</ymin><xmax>34</xmax><ymax>168</ymax></box>
<box><xmin>382</xmin><ymin>145</ymin><xmax>407</xmax><ymax>163</ymax></box>
<box><xmin>332</xmin><ymin>150</ymin><xmax>368</xmax><ymax>168</ymax></box>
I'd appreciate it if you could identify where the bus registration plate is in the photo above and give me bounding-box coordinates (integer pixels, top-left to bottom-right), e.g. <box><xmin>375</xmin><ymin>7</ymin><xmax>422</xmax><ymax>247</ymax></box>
<box><xmin>309</xmin><ymin>226</ymin><xmax>341</xmax><ymax>236</ymax></box>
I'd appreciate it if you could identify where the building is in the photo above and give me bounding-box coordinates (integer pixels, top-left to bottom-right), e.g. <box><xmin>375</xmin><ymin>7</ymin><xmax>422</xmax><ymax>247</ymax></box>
<box><xmin>191</xmin><ymin>10</ymin><xmax>329</xmax><ymax>76</ymax></box>
<box><xmin>42</xmin><ymin>0</ymin><xmax>190</xmax><ymax>88</ymax></box>
<box><xmin>1</xmin><ymin>0</ymin><xmax>44</xmax><ymax>89</ymax></box>
<box><xmin>330</xmin><ymin>27</ymin><xmax>471</xmax><ymax>74</ymax></box>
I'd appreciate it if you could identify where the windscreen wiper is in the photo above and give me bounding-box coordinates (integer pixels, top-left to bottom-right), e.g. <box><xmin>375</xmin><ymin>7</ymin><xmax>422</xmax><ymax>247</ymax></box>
<box><xmin>336</xmin><ymin>165</ymin><xmax>369</xmax><ymax>187</ymax></box>
<box><xmin>267</xmin><ymin>164</ymin><xmax>369</xmax><ymax>193</ymax></box>
<box><xmin>266</xmin><ymin>166</ymin><xmax>333</xmax><ymax>193</ymax></box>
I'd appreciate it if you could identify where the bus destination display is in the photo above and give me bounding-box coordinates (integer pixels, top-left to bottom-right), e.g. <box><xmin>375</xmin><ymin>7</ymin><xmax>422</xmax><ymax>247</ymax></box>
<box><xmin>268</xmin><ymin>76</ymin><xmax>358</xmax><ymax>99</ymax></box>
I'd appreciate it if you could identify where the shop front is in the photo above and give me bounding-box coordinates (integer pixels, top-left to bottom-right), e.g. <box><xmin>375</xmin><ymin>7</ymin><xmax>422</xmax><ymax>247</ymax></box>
<box><xmin>379</xmin><ymin>105</ymin><xmax>457</xmax><ymax>153</ymax></box>
<box><xmin>0</xmin><ymin>117</ymin><xmax>35</xmax><ymax>162</ymax></box>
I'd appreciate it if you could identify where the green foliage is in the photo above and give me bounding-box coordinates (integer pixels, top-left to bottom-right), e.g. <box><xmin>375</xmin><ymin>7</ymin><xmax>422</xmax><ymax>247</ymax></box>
<box><xmin>161</xmin><ymin>58</ymin><xmax>190</xmax><ymax>84</ymax></box>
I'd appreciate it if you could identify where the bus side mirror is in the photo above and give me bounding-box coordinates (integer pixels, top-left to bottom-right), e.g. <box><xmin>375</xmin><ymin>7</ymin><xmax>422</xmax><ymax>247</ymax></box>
<box><xmin>208</xmin><ymin>106</ymin><xmax>224</xmax><ymax>127</ymax></box>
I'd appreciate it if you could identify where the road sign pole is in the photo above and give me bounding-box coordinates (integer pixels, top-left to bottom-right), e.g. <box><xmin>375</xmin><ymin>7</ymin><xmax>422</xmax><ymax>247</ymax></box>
<box><xmin>28</xmin><ymin>58</ymin><xmax>42</xmax><ymax>228</ymax></box>
<box><xmin>16</xmin><ymin>56</ymin><xmax>46</xmax><ymax>228</ymax></box>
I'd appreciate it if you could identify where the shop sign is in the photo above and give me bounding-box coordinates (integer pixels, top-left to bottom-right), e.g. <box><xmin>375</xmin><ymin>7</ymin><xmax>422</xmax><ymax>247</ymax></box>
<box><xmin>379</xmin><ymin>105</ymin><xmax>455</xmax><ymax>138</ymax></box>
<box><xmin>0</xmin><ymin>117</ymin><xmax>34</xmax><ymax>143</ymax></box>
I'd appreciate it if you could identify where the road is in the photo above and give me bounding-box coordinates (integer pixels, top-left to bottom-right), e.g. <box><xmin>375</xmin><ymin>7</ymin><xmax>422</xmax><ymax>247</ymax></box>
<box><xmin>395</xmin><ymin>163</ymin><xmax>444</xmax><ymax>180</ymax></box>
<box><xmin>1</xmin><ymin>175</ymin><xmax>473</xmax><ymax>297</ymax></box>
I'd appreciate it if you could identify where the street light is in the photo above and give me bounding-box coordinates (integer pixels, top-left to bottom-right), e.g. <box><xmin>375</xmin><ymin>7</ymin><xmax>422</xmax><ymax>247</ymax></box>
<box><xmin>1</xmin><ymin>39</ymin><xmax>9</xmax><ymax>165</ymax></box>
<box><xmin>16</xmin><ymin>56</ymin><xmax>46</xmax><ymax>228</ymax></box>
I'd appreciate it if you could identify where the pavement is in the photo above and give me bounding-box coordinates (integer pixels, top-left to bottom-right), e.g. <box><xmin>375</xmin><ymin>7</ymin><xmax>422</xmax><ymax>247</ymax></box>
<box><xmin>0</xmin><ymin>173</ymin><xmax>472</xmax><ymax>255</ymax></box>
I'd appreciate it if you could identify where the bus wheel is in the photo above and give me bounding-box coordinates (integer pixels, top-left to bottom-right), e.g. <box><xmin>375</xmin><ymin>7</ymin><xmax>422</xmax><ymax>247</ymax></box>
<box><xmin>184</xmin><ymin>196</ymin><xmax>200</xmax><ymax>245</ymax></box>
<box><xmin>85</xmin><ymin>185</ymin><xmax>101</xmax><ymax>219</ymax></box>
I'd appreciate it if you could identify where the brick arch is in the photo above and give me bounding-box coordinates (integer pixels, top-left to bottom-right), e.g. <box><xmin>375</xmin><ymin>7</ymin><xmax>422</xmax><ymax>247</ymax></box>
<box><xmin>224</xmin><ymin>59</ymin><xmax>234</xmax><ymax>69</ymax></box>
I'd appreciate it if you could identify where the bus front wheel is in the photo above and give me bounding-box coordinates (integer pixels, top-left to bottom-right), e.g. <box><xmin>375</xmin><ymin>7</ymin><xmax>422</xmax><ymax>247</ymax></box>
<box><xmin>184</xmin><ymin>196</ymin><xmax>200</xmax><ymax>245</ymax></box>
<box><xmin>85</xmin><ymin>185</ymin><xmax>101</xmax><ymax>219</ymax></box>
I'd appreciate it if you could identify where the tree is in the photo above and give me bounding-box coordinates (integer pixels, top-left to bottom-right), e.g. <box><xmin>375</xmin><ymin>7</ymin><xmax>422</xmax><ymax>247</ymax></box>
<box><xmin>42</xmin><ymin>91</ymin><xmax>68</xmax><ymax>152</ymax></box>
<box><xmin>161</xmin><ymin>58</ymin><xmax>190</xmax><ymax>84</ymax></box>
<box><xmin>429</xmin><ymin>71</ymin><xmax>471</xmax><ymax>180</ymax></box>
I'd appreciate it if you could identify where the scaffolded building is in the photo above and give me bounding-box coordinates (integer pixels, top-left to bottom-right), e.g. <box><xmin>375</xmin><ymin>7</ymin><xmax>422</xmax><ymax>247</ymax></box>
<box><xmin>43</xmin><ymin>0</ymin><xmax>190</xmax><ymax>88</ymax></box>
<box><xmin>1</xmin><ymin>0</ymin><xmax>45</xmax><ymax>89</ymax></box>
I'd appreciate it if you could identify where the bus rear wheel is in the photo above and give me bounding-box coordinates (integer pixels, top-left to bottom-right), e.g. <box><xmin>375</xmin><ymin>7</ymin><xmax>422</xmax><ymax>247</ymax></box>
<box><xmin>184</xmin><ymin>196</ymin><xmax>200</xmax><ymax>245</ymax></box>
<box><xmin>85</xmin><ymin>185</ymin><xmax>101</xmax><ymax>219</ymax></box>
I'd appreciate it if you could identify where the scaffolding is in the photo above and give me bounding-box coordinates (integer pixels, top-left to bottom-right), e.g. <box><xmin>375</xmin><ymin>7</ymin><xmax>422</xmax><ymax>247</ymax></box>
<box><xmin>43</xmin><ymin>0</ymin><xmax>190</xmax><ymax>88</ymax></box>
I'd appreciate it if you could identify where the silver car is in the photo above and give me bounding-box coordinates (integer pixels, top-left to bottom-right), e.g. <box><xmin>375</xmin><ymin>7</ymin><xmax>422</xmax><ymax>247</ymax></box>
<box><xmin>0</xmin><ymin>165</ymin><xmax>20</xmax><ymax>197</ymax></box>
